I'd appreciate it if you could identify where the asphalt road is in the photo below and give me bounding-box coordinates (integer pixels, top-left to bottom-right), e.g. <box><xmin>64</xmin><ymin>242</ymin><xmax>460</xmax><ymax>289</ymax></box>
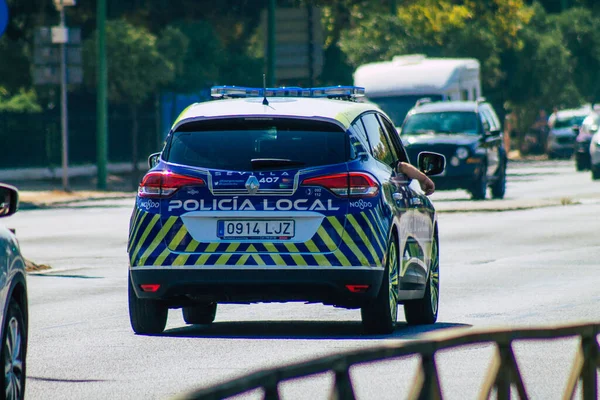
<box><xmin>4</xmin><ymin>159</ymin><xmax>599</xmax><ymax>400</ymax></box>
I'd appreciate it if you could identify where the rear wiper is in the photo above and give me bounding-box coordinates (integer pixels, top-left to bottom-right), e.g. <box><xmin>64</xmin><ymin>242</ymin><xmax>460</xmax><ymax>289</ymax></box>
<box><xmin>250</xmin><ymin>158</ymin><xmax>306</xmax><ymax>169</ymax></box>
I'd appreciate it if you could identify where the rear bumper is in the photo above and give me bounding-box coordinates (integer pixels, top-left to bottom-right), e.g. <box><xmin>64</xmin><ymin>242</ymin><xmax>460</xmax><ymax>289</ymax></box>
<box><xmin>130</xmin><ymin>265</ymin><xmax>385</xmax><ymax>308</ymax></box>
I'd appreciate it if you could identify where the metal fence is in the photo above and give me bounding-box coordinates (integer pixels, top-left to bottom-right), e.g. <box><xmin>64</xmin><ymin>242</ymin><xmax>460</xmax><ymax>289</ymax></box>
<box><xmin>0</xmin><ymin>111</ymin><xmax>159</xmax><ymax>169</ymax></box>
<box><xmin>174</xmin><ymin>322</ymin><xmax>600</xmax><ymax>400</ymax></box>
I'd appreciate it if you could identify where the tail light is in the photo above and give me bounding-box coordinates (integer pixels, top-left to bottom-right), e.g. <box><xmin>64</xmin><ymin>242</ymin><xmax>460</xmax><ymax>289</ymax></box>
<box><xmin>138</xmin><ymin>171</ymin><xmax>205</xmax><ymax>198</ymax></box>
<box><xmin>140</xmin><ymin>284</ymin><xmax>161</xmax><ymax>293</ymax></box>
<box><xmin>301</xmin><ymin>172</ymin><xmax>379</xmax><ymax>197</ymax></box>
<box><xmin>345</xmin><ymin>284</ymin><xmax>370</xmax><ymax>293</ymax></box>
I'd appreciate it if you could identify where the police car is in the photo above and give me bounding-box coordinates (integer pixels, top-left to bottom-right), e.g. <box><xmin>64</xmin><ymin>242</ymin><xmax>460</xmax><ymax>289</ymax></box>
<box><xmin>127</xmin><ymin>86</ymin><xmax>445</xmax><ymax>335</ymax></box>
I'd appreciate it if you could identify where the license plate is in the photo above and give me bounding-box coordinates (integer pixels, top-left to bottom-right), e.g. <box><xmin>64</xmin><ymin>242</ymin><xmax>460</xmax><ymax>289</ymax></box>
<box><xmin>217</xmin><ymin>220</ymin><xmax>295</xmax><ymax>239</ymax></box>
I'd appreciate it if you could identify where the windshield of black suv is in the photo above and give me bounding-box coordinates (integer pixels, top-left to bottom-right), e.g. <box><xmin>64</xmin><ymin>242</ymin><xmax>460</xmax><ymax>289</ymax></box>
<box><xmin>553</xmin><ymin>115</ymin><xmax>586</xmax><ymax>129</ymax></box>
<box><xmin>401</xmin><ymin>111</ymin><xmax>480</xmax><ymax>135</ymax></box>
<box><xmin>164</xmin><ymin>118</ymin><xmax>349</xmax><ymax>171</ymax></box>
<box><xmin>367</xmin><ymin>94</ymin><xmax>443</xmax><ymax>127</ymax></box>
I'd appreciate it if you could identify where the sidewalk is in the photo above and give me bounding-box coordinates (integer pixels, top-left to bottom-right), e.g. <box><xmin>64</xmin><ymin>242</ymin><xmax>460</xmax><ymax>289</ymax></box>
<box><xmin>7</xmin><ymin>173</ymin><xmax>137</xmax><ymax>209</ymax></box>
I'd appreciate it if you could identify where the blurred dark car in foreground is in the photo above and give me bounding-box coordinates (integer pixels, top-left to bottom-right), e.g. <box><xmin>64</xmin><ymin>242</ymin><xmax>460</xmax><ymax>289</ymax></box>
<box><xmin>575</xmin><ymin>111</ymin><xmax>599</xmax><ymax>171</ymax></box>
<box><xmin>400</xmin><ymin>100</ymin><xmax>507</xmax><ymax>200</ymax></box>
<box><xmin>0</xmin><ymin>183</ymin><xmax>28</xmax><ymax>400</ymax></box>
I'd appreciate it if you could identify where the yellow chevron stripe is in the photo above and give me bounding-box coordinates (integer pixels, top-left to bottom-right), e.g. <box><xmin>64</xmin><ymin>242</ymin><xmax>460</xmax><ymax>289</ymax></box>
<box><xmin>194</xmin><ymin>243</ymin><xmax>220</xmax><ymax>265</ymax></box>
<box><xmin>329</xmin><ymin>216</ymin><xmax>345</xmax><ymax>235</ymax></box>
<box><xmin>252</xmin><ymin>254</ymin><xmax>266</xmax><ymax>265</ymax></box>
<box><xmin>284</xmin><ymin>243</ymin><xmax>308</xmax><ymax>266</ymax></box>
<box><xmin>312</xmin><ymin>254</ymin><xmax>332</xmax><ymax>266</ymax></box>
<box><xmin>263</xmin><ymin>243</ymin><xmax>278</xmax><ymax>253</ymax></box>
<box><xmin>290</xmin><ymin>253</ymin><xmax>307</xmax><ymax>266</ymax></box>
<box><xmin>215</xmin><ymin>243</ymin><xmax>240</xmax><ymax>264</ymax></box>
<box><xmin>348</xmin><ymin>215</ymin><xmax>381</xmax><ymax>265</ymax></box>
<box><xmin>246</xmin><ymin>244</ymin><xmax>258</xmax><ymax>252</ymax></box>
<box><xmin>137</xmin><ymin>216</ymin><xmax>178</xmax><ymax>265</ymax></box>
<box><xmin>330</xmin><ymin>217</ymin><xmax>370</xmax><ymax>266</ymax></box>
<box><xmin>154</xmin><ymin>248</ymin><xmax>171</xmax><ymax>266</ymax></box>
<box><xmin>268</xmin><ymin>253</ymin><xmax>287</xmax><ymax>265</ymax></box>
<box><xmin>173</xmin><ymin>254</ymin><xmax>190</xmax><ymax>266</ymax></box>
<box><xmin>184</xmin><ymin>238</ymin><xmax>201</xmax><ymax>252</ymax></box>
<box><xmin>305</xmin><ymin>240</ymin><xmax>320</xmax><ymax>253</ymax></box>
<box><xmin>317</xmin><ymin>227</ymin><xmax>338</xmax><ymax>251</ymax></box>
<box><xmin>236</xmin><ymin>254</ymin><xmax>250</xmax><ymax>265</ymax></box>
<box><xmin>360</xmin><ymin>212</ymin><xmax>385</xmax><ymax>255</ymax></box>
<box><xmin>167</xmin><ymin>224</ymin><xmax>189</xmax><ymax>251</ymax></box>
<box><xmin>130</xmin><ymin>214</ymin><xmax>160</xmax><ymax>264</ymax></box>
<box><xmin>128</xmin><ymin>212</ymin><xmax>149</xmax><ymax>253</ymax></box>
<box><xmin>127</xmin><ymin>209</ymin><xmax>142</xmax><ymax>245</ymax></box>
<box><xmin>283</xmin><ymin>242</ymin><xmax>299</xmax><ymax>253</ymax></box>
<box><xmin>317</xmin><ymin>227</ymin><xmax>352</xmax><ymax>266</ymax></box>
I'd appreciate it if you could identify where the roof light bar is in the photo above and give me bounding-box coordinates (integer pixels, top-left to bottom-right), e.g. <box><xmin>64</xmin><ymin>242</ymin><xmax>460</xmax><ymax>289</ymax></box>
<box><xmin>210</xmin><ymin>85</ymin><xmax>365</xmax><ymax>100</ymax></box>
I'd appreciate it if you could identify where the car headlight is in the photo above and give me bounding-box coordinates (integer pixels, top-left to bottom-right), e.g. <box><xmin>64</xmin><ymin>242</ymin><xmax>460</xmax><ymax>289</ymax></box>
<box><xmin>450</xmin><ymin>156</ymin><xmax>460</xmax><ymax>167</ymax></box>
<box><xmin>455</xmin><ymin>147</ymin><xmax>469</xmax><ymax>160</ymax></box>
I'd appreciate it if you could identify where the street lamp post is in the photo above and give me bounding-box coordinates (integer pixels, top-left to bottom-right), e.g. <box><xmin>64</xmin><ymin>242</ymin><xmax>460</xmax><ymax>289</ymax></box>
<box><xmin>97</xmin><ymin>0</ymin><xmax>107</xmax><ymax>190</ymax></box>
<box><xmin>51</xmin><ymin>0</ymin><xmax>75</xmax><ymax>191</ymax></box>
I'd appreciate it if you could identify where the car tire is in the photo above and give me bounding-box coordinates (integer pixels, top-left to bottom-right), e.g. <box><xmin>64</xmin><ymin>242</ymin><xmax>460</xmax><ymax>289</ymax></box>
<box><xmin>182</xmin><ymin>303</ymin><xmax>217</xmax><ymax>325</ymax></box>
<box><xmin>404</xmin><ymin>233</ymin><xmax>439</xmax><ymax>325</ymax></box>
<box><xmin>1</xmin><ymin>299</ymin><xmax>26</xmax><ymax>400</ymax></box>
<box><xmin>576</xmin><ymin>154</ymin><xmax>587</xmax><ymax>171</ymax></box>
<box><xmin>361</xmin><ymin>234</ymin><xmax>399</xmax><ymax>335</ymax></box>
<box><xmin>592</xmin><ymin>165</ymin><xmax>600</xmax><ymax>180</ymax></box>
<box><xmin>470</xmin><ymin>170</ymin><xmax>487</xmax><ymax>200</ymax></box>
<box><xmin>491</xmin><ymin>164</ymin><xmax>506</xmax><ymax>199</ymax></box>
<box><xmin>128</xmin><ymin>276</ymin><xmax>168</xmax><ymax>335</ymax></box>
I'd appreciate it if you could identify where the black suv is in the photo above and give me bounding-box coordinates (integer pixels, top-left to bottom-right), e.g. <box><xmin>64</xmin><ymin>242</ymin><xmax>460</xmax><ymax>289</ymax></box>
<box><xmin>400</xmin><ymin>100</ymin><xmax>507</xmax><ymax>200</ymax></box>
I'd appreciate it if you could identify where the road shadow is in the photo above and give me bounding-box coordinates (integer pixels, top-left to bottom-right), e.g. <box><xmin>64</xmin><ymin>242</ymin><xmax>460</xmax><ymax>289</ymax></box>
<box><xmin>161</xmin><ymin>320</ymin><xmax>471</xmax><ymax>340</ymax></box>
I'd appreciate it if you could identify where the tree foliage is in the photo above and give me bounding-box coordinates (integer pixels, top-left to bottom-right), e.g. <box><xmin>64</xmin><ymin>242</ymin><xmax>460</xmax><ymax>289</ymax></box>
<box><xmin>82</xmin><ymin>19</ymin><xmax>175</xmax><ymax>106</ymax></box>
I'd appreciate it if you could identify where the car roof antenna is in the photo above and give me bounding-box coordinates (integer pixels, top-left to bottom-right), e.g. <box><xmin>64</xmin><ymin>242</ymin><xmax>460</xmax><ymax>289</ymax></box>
<box><xmin>262</xmin><ymin>74</ymin><xmax>269</xmax><ymax>106</ymax></box>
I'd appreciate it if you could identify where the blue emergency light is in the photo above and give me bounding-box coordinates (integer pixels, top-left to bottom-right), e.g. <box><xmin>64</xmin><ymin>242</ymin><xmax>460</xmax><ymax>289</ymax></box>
<box><xmin>210</xmin><ymin>85</ymin><xmax>365</xmax><ymax>100</ymax></box>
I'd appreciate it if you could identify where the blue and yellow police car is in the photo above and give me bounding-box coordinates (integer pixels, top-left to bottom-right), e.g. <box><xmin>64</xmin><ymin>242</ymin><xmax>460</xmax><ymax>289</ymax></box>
<box><xmin>127</xmin><ymin>86</ymin><xmax>445</xmax><ymax>334</ymax></box>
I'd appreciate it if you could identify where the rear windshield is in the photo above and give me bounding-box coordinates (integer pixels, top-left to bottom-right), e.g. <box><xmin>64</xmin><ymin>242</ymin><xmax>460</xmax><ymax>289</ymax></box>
<box><xmin>164</xmin><ymin>118</ymin><xmax>349</xmax><ymax>171</ymax></box>
<box><xmin>401</xmin><ymin>111</ymin><xmax>479</xmax><ymax>135</ymax></box>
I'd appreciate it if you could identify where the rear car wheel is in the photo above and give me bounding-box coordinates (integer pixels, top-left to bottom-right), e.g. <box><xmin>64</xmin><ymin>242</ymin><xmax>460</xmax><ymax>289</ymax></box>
<box><xmin>575</xmin><ymin>153</ymin><xmax>589</xmax><ymax>171</ymax></box>
<box><xmin>592</xmin><ymin>165</ymin><xmax>600</xmax><ymax>180</ymax></box>
<box><xmin>361</xmin><ymin>235</ymin><xmax>399</xmax><ymax>334</ymax></box>
<box><xmin>2</xmin><ymin>299</ymin><xmax>26</xmax><ymax>400</ymax></box>
<box><xmin>470</xmin><ymin>170</ymin><xmax>487</xmax><ymax>200</ymax></box>
<box><xmin>128</xmin><ymin>276</ymin><xmax>168</xmax><ymax>334</ymax></box>
<box><xmin>182</xmin><ymin>303</ymin><xmax>217</xmax><ymax>325</ymax></box>
<box><xmin>490</xmin><ymin>164</ymin><xmax>506</xmax><ymax>199</ymax></box>
<box><xmin>404</xmin><ymin>234</ymin><xmax>439</xmax><ymax>325</ymax></box>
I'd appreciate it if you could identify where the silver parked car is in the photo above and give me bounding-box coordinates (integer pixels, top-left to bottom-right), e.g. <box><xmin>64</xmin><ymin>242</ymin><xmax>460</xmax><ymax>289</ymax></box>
<box><xmin>0</xmin><ymin>184</ymin><xmax>28</xmax><ymax>400</ymax></box>
<box><xmin>546</xmin><ymin>107</ymin><xmax>589</xmax><ymax>159</ymax></box>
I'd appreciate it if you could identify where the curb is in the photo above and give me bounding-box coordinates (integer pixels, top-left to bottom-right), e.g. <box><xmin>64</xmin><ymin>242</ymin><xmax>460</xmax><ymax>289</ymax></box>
<box><xmin>19</xmin><ymin>194</ymin><xmax>136</xmax><ymax>210</ymax></box>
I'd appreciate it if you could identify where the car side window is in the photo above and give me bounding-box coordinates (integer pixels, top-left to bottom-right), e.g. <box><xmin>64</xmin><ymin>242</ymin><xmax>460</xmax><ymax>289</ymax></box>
<box><xmin>377</xmin><ymin>114</ymin><xmax>409</xmax><ymax>163</ymax></box>
<box><xmin>481</xmin><ymin>106</ymin><xmax>501</xmax><ymax>132</ymax></box>
<box><xmin>361</xmin><ymin>113</ymin><xmax>396</xmax><ymax>167</ymax></box>
<box><xmin>479</xmin><ymin>109</ymin><xmax>492</xmax><ymax>133</ymax></box>
<box><xmin>350</xmin><ymin>119</ymin><xmax>371</xmax><ymax>155</ymax></box>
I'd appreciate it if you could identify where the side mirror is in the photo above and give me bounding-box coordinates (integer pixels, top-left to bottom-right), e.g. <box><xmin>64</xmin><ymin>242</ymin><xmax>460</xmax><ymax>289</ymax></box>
<box><xmin>148</xmin><ymin>152</ymin><xmax>161</xmax><ymax>169</ymax></box>
<box><xmin>417</xmin><ymin>151</ymin><xmax>446</xmax><ymax>176</ymax></box>
<box><xmin>0</xmin><ymin>184</ymin><xmax>18</xmax><ymax>218</ymax></box>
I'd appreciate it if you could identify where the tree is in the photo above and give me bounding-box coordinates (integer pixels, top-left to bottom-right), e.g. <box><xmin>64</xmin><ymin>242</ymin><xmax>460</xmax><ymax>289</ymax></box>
<box><xmin>82</xmin><ymin>19</ymin><xmax>176</xmax><ymax>183</ymax></box>
<box><xmin>553</xmin><ymin>7</ymin><xmax>600</xmax><ymax>105</ymax></box>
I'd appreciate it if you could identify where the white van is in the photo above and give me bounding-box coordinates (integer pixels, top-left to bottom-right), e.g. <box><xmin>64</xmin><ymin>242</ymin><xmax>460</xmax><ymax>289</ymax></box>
<box><xmin>353</xmin><ymin>54</ymin><xmax>482</xmax><ymax>126</ymax></box>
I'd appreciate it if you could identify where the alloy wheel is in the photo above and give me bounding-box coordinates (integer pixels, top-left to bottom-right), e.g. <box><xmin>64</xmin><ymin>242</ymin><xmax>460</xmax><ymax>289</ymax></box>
<box><xmin>388</xmin><ymin>240</ymin><xmax>399</xmax><ymax>322</ymax></box>
<box><xmin>429</xmin><ymin>238</ymin><xmax>440</xmax><ymax>316</ymax></box>
<box><xmin>4</xmin><ymin>316</ymin><xmax>23</xmax><ymax>400</ymax></box>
